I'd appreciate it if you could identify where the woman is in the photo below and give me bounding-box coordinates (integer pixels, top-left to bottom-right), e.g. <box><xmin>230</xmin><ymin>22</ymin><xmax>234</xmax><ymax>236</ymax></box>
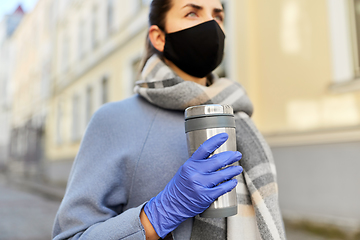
<box><xmin>53</xmin><ymin>0</ymin><xmax>286</xmax><ymax>239</ymax></box>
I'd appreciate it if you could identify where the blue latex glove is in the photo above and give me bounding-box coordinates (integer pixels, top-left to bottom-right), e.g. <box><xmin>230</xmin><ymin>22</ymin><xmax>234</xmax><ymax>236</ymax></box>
<box><xmin>143</xmin><ymin>132</ymin><xmax>243</xmax><ymax>238</ymax></box>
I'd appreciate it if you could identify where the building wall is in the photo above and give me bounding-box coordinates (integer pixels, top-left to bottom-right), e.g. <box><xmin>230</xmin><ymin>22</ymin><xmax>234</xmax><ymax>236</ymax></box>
<box><xmin>233</xmin><ymin>0</ymin><xmax>360</xmax><ymax>134</ymax></box>
<box><xmin>0</xmin><ymin>9</ymin><xmax>24</xmax><ymax>168</ymax></box>
<box><xmin>274</xmin><ymin>141</ymin><xmax>360</xmax><ymax>228</ymax></box>
<box><xmin>231</xmin><ymin>0</ymin><xmax>360</xmax><ymax>226</ymax></box>
<box><xmin>11</xmin><ymin>0</ymin><xmax>54</xmax><ymax>129</ymax></box>
<box><xmin>46</xmin><ymin>29</ymin><xmax>147</xmax><ymax>162</ymax></box>
<box><xmin>44</xmin><ymin>0</ymin><xmax>149</xmax><ymax>176</ymax></box>
<box><xmin>0</xmin><ymin>31</ymin><xmax>11</xmax><ymax>167</ymax></box>
<box><xmin>8</xmin><ymin>0</ymin><xmax>55</xmax><ymax>177</ymax></box>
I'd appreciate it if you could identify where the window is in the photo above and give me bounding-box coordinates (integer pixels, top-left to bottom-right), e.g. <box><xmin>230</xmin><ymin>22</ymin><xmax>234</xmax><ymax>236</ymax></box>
<box><xmin>46</xmin><ymin>1</ymin><xmax>54</xmax><ymax>31</ymax></box>
<box><xmin>18</xmin><ymin>129</ymin><xmax>28</xmax><ymax>157</ymax></box>
<box><xmin>327</xmin><ymin>0</ymin><xmax>357</xmax><ymax>83</ymax></box>
<box><xmin>86</xmin><ymin>86</ymin><xmax>93</xmax><ymax>124</ymax></box>
<box><xmin>56</xmin><ymin>102</ymin><xmax>63</xmax><ymax>145</ymax></box>
<box><xmin>72</xmin><ymin>94</ymin><xmax>80</xmax><ymax>141</ymax></box>
<box><xmin>107</xmin><ymin>0</ymin><xmax>115</xmax><ymax>35</ymax></box>
<box><xmin>78</xmin><ymin>19</ymin><xmax>85</xmax><ymax>59</ymax></box>
<box><xmin>62</xmin><ymin>34</ymin><xmax>69</xmax><ymax>72</ymax></box>
<box><xmin>351</xmin><ymin>0</ymin><xmax>360</xmax><ymax>77</ymax></box>
<box><xmin>41</xmin><ymin>60</ymin><xmax>51</xmax><ymax>99</ymax></box>
<box><xmin>0</xmin><ymin>76</ymin><xmax>7</xmax><ymax>102</ymax></box>
<box><xmin>101</xmin><ymin>77</ymin><xmax>109</xmax><ymax>104</ymax></box>
<box><xmin>141</xmin><ymin>0</ymin><xmax>151</xmax><ymax>7</ymax></box>
<box><xmin>32</xmin><ymin>23</ymin><xmax>38</xmax><ymax>46</ymax></box>
<box><xmin>91</xmin><ymin>6</ymin><xmax>99</xmax><ymax>49</ymax></box>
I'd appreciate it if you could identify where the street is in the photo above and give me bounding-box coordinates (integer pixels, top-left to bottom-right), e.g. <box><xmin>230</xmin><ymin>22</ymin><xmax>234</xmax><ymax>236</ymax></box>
<box><xmin>0</xmin><ymin>174</ymin><xmax>340</xmax><ymax>240</ymax></box>
<box><xmin>0</xmin><ymin>176</ymin><xmax>60</xmax><ymax>240</ymax></box>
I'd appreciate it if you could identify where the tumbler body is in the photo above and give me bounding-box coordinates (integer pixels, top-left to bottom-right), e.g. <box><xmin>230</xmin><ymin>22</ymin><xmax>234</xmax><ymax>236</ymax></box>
<box><xmin>185</xmin><ymin>104</ymin><xmax>238</xmax><ymax>218</ymax></box>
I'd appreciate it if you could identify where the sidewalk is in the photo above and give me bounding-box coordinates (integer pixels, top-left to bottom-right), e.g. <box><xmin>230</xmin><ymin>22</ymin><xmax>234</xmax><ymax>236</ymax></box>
<box><xmin>2</xmin><ymin>173</ymin><xmax>357</xmax><ymax>240</ymax></box>
<box><xmin>3</xmin><ymin>171</ymin><xmax>66</xmax><ymax>201</ymax></box>
<box><xmin>0</xmin><ymin>174</ymin><xmax>61</xmax><ymax>240</ymax></box>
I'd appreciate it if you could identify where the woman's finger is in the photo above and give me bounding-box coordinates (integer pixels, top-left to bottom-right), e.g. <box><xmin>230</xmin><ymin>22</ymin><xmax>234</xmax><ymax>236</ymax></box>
<box><xmin>191</xmin><ymin>133</ymin><xmax>228</xmax><ymax>160</ymax></box>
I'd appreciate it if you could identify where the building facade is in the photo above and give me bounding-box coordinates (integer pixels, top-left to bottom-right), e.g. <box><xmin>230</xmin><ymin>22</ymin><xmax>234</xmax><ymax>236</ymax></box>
<box><xmin>237</xmin><ymin>0</ymin><xmax>360</xmax><ymax>229</ymax></box>
<box><xmin>5</xmin><ymin>0</ymin><xmax>360</xmax><ymax>232</ymax></box>
<box><xmin>0</xmin><ymin>6</ymin><xmax>25</xmax><ymax>171</ymax></box>
<box><xmin>8</xmin><ymin>0</ymin><xmax>56</xmax><ymax>179</ymax></box>
<box><xmin>44</xmin><ymin>0</ymin><xmax>152</xmax><ymax>184</ymax></box>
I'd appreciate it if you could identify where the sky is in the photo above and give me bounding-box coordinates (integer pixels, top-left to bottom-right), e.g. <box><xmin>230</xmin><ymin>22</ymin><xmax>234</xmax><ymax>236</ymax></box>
<box><xmin>0</xmin><ymin>0</ymin><xmax>39</xmax><ymax>22</ymax></box>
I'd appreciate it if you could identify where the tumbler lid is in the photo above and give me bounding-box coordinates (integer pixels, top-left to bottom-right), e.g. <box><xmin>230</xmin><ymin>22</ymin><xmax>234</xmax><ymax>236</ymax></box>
<box><xmin>185</xmin><ymin>104</ymin><xmax>234</xmax><ymax>120</ymax></box>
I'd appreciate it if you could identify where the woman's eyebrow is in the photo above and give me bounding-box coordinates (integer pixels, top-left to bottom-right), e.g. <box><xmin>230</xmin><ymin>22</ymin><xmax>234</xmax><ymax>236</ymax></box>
<box><xmin>214</xmin><ymin>8</ymin><xmax>224</xmax><ymax>13</ymax></box>
<box><xmin>182</xmin><ymin>3</ymin><xmax>203</xmax><ymax>10</ymax></box>
<box><xmin>182</xmin><ymin>3</ymin><xmax>224</xmax><ymax>14</ymax></box>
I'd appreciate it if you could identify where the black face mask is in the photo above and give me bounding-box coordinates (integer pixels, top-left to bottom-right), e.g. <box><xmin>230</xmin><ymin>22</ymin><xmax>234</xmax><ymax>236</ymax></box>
<box><xmin>163</xmin><ymin>20</ymin><xmax>225</xmax><ymax>78</ymax></box>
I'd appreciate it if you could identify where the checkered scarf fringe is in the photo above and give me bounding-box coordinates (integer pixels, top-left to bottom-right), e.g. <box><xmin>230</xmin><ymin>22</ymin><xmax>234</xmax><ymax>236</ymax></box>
<box><xmin>134</xmin><ymin>55</ymin><xmax>286</xmax><ymax>240</ymax></box>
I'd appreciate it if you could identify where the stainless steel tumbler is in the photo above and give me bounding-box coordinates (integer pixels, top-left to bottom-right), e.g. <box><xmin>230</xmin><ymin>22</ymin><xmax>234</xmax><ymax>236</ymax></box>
<box><xmin>185</xmin><ymin>104</ymin><xmax>238</xmax><ymax>218</ymax></box>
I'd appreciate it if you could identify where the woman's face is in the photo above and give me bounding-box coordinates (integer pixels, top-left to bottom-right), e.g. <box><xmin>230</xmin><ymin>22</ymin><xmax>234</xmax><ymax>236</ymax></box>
<box><xmin>165</xmin><ymin>0</ymin><xmax>225</xmax><ymax>33</ymax></box>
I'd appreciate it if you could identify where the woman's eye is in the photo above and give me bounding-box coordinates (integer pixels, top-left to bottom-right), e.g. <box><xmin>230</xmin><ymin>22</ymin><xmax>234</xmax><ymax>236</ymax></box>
<box><xmin>186</xmin><ymin>12</ymin><xmax>197</xmax><ymax>18</ymax></box>
<box><xmin>215</xmin><ymin>15</ymin><xmax>223</xmax><ymax>22</ymax></box>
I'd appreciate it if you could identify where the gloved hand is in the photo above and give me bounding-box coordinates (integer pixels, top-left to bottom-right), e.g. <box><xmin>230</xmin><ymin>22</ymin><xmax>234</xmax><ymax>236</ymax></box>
<box><xmin>143</xmin><ymin>133</ymin><xmax>243</xmax><ymax>238</ymax></box>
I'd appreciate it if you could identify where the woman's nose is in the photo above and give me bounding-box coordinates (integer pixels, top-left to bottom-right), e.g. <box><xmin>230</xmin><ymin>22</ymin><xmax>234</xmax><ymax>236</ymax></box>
<box><xmin>204</xmin><ymin>14</ymin><xmax>214</xmax><ymax>22</ymax></box>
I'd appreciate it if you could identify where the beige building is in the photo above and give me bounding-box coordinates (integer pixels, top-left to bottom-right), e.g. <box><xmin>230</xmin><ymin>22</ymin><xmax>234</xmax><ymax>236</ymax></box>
<box><xmin>6</xmin><ymin>0</ymin><xmax>360</xmax><ymax>233</ymax></box>
<box><xmin>45</xmin><ymin>0</ymin><xmax>152</xmax><ymax>183</ymax></box>
<box><xmin>236</xmin><ymin>0</ymin><xmax>360</xmax><ymax>139</ymax></box>
<box><xmin>0</xmin><ymin>6</ymin><xmax>25</xmax><ymax>169</ymax></box>
<box><xmin>233</xmin><ymin>0</ymin><xmax>360</xmax><ymax>231</ymax></box>
<box><xmin>7</xmin><ymin>0</ymin><xmax>55</xmax><ymax>178</ymax></box>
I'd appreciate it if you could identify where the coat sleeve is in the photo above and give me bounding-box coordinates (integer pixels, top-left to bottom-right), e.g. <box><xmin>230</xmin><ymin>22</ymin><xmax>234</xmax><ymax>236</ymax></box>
<box><xmin>52</xmin><ymin>103</ymin><xmax>150</xmax><ymax>240</ymax></box>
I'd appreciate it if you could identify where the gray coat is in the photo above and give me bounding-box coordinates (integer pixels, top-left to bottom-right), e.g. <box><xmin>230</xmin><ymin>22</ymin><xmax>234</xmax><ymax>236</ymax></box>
<box><xmin>53</xmin><ymin>95</ymin><xmax>194</xmax><ymax>239</ymax></box>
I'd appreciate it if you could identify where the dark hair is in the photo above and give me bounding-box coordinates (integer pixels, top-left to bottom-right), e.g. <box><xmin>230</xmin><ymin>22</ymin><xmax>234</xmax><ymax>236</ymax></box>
<box><xmin>140</xmin><ymin>0</ymin><xmax>173</xmax><ymax>71</ymax></box>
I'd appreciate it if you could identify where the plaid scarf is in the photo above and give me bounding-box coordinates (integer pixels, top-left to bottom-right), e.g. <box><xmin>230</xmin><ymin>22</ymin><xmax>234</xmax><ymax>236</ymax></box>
<box><xmin>135</xmin><ymin>55</ymin><xmax>286</xmax><ymax>240</ymax></box>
